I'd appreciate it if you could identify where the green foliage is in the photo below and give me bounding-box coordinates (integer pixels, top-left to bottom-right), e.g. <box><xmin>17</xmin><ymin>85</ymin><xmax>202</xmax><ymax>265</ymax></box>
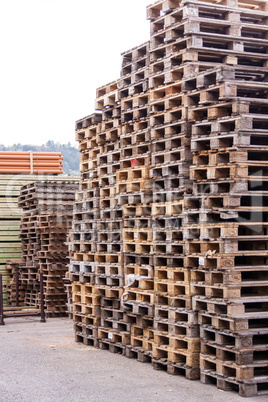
<box><xmin>0</xmin><ymin>141</ymin><xmax>80</xmax><ymax>176</ymax></box>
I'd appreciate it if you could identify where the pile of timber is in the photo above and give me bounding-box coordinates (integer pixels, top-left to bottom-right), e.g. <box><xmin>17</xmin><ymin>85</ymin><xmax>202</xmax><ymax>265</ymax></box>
<box><xmin>0</xmin><ymin>175</ymin><xmax>21</xmax><ymax>306</ymax></box>
<box><xmin>71</xmin><ymin>0</ymin><xmax>268</xmax><ymax>397</ymax></box>
<box><xmin>6</xmin><ymin>181</ymin><xmax>79</xmax><ymax>316</ymax></box>
<box><xmin>0</xmin><ymin>151</ymin><xmax>63</xmax><ymax>174</ymax></box>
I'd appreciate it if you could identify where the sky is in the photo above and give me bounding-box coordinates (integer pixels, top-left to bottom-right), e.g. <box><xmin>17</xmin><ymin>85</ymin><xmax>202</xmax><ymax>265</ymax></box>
<box><xmin>0</xmin><ymin>0</ymin><xmax>153</xmax><ymax>146</ymax></box>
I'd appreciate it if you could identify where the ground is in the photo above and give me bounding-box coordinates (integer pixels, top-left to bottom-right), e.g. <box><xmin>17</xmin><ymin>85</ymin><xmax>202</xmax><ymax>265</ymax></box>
<box><xmin>0</xmin><ymin>318</ymin><xmax>265</xmax><ymax>402</ymax></box>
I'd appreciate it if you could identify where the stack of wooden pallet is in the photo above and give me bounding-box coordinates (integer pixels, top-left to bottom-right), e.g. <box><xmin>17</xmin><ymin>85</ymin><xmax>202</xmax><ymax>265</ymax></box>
<box><xmin>94</xmin><ymin>81</ymin><xmax>126</xmax><ymax>354</ymax></box>
<box><xmin>6</xmin><ymin>181</ymin><xmax>78</xmax><ymax>316</ymax></box>
<box><xmin>65</xmin><ymin>231</ymin><xmax>74</xmax><ymax>318</ymax></box>
<box><xmin>150</xmin><ymin>0</ymin><xmax>268</xmax><ymax>394</ymax></box>
<box><xmin>6</xmin><ymin>259</ymin><xmax>24</xmax><ymax>306</ymax></box>
<box><xmin>72</xmin><ymin>114</ymin><xmax>101</xmax><ymax>343</ymax></box>
<box><xmin>73</xmin><ymin>90</ymin><xmax>128</xmax><ymax>349</ymax></box>
<box><xmin>184</xmin><ymin>66</ymin><xmax>268</xmax><ymax>395</ymax></box>
<box><xmin>148</xmin><ymin>0</ymin><xmax>201</xmax><ymax>377</ymax></box>
<box><xmin>71</xmin><ymin>0</ymin><xmax>268</xmax><ymax>397</ymax></box>
<box><xmin>119</xmin><ymin>42</ymin><xmax>154</xmax><ymax>361</ymax></box>
<box><xmin>0</xmin><ymin>174</ymin><xmax>77</xmax><ymax>306</ymax></box>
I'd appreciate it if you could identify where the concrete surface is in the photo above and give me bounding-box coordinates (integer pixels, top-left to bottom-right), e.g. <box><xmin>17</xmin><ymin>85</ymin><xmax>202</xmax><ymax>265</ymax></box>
<box><xmin>0</xmin><ymin>318</ymin><xmax>266</xmax><ymax>402</ymax></box>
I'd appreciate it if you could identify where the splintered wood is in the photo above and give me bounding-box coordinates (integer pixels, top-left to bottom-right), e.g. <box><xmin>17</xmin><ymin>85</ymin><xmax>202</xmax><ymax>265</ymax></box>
<box><xmin>71</xmin><ymin>0</ymin><xmax>268</xmax><ymax>397</ymax></box>
<box><xmin>6</xmin><ymin>181</ymin><xmax>78</xmax><ymax>317</ymax></box>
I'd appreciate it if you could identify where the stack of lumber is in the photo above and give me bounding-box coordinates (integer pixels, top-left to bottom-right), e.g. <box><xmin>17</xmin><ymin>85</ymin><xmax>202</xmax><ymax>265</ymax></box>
<box><xmin>0</xmin><ymin>176</ymin><xmax>22</xmax><ymax>306</ymax></box>
<box><xmin>71</xmin><ymin>0</ymin><xmax>268</xmax><ymax>397</ymax></box>
<box><xmin>0</xmin><ymin>174</ymin><xmax>75</xmax><ymax>306</ymax></box>
<box><xmin>6</xmin><ymin>181</ymin><xmax>79</xmax><ymax>316</ymax></box>
<box><xmin>0</xmin><ymin>151</ymin><xmax>63</xmax><ymax>174</ymax></box>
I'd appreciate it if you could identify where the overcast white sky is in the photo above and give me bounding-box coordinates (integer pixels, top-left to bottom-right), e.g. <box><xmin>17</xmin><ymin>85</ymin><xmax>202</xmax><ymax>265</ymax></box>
<box><xmin>0</xmin><ymin>0</ymin><xmax>152</xmax><ymax>146</ymax></box>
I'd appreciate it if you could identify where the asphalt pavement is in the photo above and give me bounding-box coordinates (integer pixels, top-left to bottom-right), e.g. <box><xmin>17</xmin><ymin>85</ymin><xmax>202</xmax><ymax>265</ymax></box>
<box><xmin>0</xmin><ymin>318</ymin><xmax>265</xmax><ymax>402</ymax></box>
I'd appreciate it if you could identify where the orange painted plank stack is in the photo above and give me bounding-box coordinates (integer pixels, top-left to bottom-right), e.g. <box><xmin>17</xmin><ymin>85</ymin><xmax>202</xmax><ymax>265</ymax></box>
<box><xmin>0</xmin><ymin>152</ymin><xmax>63</xmax><ymax>174</ymax></box>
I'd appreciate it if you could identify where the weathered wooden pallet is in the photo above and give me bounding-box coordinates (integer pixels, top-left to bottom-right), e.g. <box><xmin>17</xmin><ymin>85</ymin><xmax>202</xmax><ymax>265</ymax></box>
<box><xmin>200</xmin><ymin>368</ymin><xmax>268</xmax><ymax>397</ymax></box>
<box><xmin>200</xmin><ymin>325</ymin><xmax>268</xmax><ymax>349</ymax></box>
<box><xmin>198</xmin><ymin>310</ymin><xmax>268</xmax><ymax>333</ymax></box>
